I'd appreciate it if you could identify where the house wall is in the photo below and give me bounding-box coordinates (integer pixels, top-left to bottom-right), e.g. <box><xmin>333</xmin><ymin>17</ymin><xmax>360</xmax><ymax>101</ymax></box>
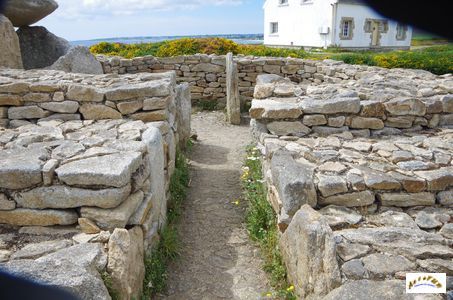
<box><xmin>333</xmin><ymin>2</ymin><xmax>412</xmax><ymax>49</ymax></box>
<box><xmin>263</xmin><ymin>0</ymin><xmax>412</xmax><ymax>49</ymax></box>
<box><xmin>264</xmin><ymin>0</ymin><xmax>335</xmax><ymax>48</ymax></box>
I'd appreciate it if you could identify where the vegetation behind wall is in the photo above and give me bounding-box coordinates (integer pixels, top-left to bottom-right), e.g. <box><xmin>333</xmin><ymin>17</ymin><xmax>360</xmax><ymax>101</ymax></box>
<box><xmin>90</xmin><ymin>38</ymin><xmax>453</xmax><ymax>75</ymax></box>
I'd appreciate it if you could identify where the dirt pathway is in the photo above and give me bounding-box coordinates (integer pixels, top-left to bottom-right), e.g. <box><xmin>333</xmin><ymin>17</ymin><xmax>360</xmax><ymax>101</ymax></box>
<box><xmin>158</xmin><ymin>111</ymin><xmax>270</xmax><ymax>300</ymax></box>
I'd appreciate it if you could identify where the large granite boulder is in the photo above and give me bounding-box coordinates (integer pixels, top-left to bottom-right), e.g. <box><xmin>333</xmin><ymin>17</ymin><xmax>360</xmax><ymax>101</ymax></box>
<box><xmin>49</xmin><ymin>46</ymin><xmax>104</xmax><ymax>74</ymax></box>
<box><xmin>0</xmin><ymin>14</ymin><xmax>23</xmax><ymax>69</ymax></box>
<box><xmin>17</xmin><ymin>26</ymin><xmax>71</xmax><ymax>69</ymax></box>
<box><xmin>4</xmin><ymin>0</ymin><xmax>58</xmax><ymax>27</ymax></box>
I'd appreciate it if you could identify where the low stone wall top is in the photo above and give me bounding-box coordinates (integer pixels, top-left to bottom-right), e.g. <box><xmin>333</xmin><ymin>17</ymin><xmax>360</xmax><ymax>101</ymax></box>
<box><xmin>0</xmin><ymin>68</ymin><xmax>177</xmax><ymax>127</ymax></box>
<box><xmin>250</xmin><ymin>71</ymin><xmax>453</xmax><ymax>138</ymax></box>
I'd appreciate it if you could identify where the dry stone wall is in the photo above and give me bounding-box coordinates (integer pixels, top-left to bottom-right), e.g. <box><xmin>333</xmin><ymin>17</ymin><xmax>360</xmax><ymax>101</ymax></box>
<box><xmin>0</xmin><ymin>69</ymin><xmax>179</xmax><ymax>127</ymax></box>
<box><xmin>252</xmin><ymin>70</ymin><xmax>453</xmax><ymax>299</ymax></box>
<box><xmin>261</xmin><ymin>131</ymin><xmax>453</xmax><ymax>299</ymax></box>
<box><xmin>97</xmin><ymin>55</ymin><xmax>372</xmax><ymax>109</ymax></box>
<box><xmin>250</xmin><ymin>69</ymin><xmax>453</xmax><ymax>137</ymax></box>
<box><xmin>98</xmin><ymin>53</ymin><xmax>453</xmax><ymax>117</ymax></box>
<box><xmin>0</xmin><ymin>68</ymin><xmax>191</xmax><ymax>299</ymax></box>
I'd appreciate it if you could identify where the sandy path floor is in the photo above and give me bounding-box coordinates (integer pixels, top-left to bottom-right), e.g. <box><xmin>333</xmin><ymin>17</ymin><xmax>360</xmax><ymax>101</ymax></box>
<box><xmin>157</xmin><ymin>111</ymin><xmax>270</xmax><ymax>300</ymax></box>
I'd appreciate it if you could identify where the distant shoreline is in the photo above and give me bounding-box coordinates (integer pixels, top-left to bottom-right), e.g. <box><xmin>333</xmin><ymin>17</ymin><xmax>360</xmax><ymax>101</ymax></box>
<box><xmin>71</xmin><ymin>34</ymin><xmax>264</xmax><ymax>47</ymax></box>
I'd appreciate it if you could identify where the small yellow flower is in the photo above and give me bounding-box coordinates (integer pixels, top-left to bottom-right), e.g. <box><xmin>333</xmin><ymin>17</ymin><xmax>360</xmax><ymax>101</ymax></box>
<box><xmin>265</xmin><ymin>292</ymin><xmax>272</xmax><ymax>297</ymax></box>
<box><xmin>232</xmin><ymin>200</ymin><xmax>240</xmax><ymax>206</ymax></box>
<box><xmin>287</xmin><ymin>285</ymin><xmax>294</xmax><ymax>292</ymax></box>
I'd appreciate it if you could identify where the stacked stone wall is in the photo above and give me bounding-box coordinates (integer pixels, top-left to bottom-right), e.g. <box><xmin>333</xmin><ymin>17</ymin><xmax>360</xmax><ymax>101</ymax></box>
<box><xmin>0</xmin><ymin>68</ymin><xmax>191</xmax><ymax>300</ymax></box>
<box><xmin>97</xmin><ymin>54</ymin><xmax>379</xmax><ymax>109</ymax></box>
<box><xmin>250</xmin><ymin>71</ymin><xmax>453</xmax><ymax>137</ymax></box>
<box><xmin>252</xmin><ymin>71</ymin><xmax>453</xmax><ymax>299</ymax></box>
<box><xmin>0</xmin><ymin>69</ymin><xmax>179</xmax><ymax>126</ymax></box>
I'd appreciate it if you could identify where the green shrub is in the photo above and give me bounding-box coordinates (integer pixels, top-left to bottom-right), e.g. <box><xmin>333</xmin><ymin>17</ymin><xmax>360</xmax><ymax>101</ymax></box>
<box><xmin>331</xmin><ymin>45</ymin><xmax>453</xmax><ymax>75</ymax></box>
<box><xmin>331</xmin><ymin>53</ymin><xmax>376</xmax><ymax>66</ymax></box>
<box><xmin>238</xmin><ymin>45</ymin><xmax>307</xmax><ymax>58</ymax></box>
<box><xmin>90</xmin><ymin>41</ymin><xmax>165</xmax><ymax>58</ymax></box>
<box><xmin>90</xmin><ymin>39</ymin><xmax>453</xmax><ymax>74</ymax></box>
<box><xmin>156</xmin><ymin>38</ymin><xmax>239</xmax><ymax>57</ymax></box>
<box><xmin>89</xmin><ymin>38</ymin><xmax>307</xmax><ymax>58</ymax></box>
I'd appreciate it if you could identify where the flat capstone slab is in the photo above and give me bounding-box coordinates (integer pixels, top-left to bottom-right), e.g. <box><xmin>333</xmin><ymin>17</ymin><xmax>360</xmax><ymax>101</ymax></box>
<box><xmin>56</xmin><ymin>152</ymin><xmax>142</xmax><ymax>188</ymax></box>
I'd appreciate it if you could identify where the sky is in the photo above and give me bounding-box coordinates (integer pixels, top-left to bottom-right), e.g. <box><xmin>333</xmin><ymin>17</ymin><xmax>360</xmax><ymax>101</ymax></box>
<box><xmin>36</xmin><ymin>0</ymin><xmax>264</xmax><ymax>41</ymax></box>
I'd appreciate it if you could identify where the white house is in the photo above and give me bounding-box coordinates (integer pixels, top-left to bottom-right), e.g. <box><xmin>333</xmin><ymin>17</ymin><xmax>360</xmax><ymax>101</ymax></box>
<box><xmin>263</xmin><ymin>0</ymin><xmax>412</xmax><ymax>49</ymax></box>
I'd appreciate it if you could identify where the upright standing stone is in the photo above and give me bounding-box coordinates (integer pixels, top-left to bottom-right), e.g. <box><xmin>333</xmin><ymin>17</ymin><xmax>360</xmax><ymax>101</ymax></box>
<box><xmin>226</xmin><ymin>52</ymin><xmax>241</xmax><ymax>125</ymax></box>
<box><xmin>0</xmin><ymin>14</ymin><xmax>23</xmax><ymax>69</ymax></box>
<box><xmin>107</xmin><ymin>227</ymin><xmax>144</xmax><ymax>300</ymax></box>
<box><xmin>280</xmin><ymin>205</ymin><xmax>341</xmax><ymax>299</ymax></box>
<box><xmin>175</xmin><ymin>83</ymin><xmax>192</xmax><ymax>148</ymax></box>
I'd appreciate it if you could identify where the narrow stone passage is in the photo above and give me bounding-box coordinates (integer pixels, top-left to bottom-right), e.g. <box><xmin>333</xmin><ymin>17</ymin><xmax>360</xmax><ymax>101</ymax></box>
<box><xmin>158</xmin><ymin>111</ymin><xmax>270</xmax><ymax>300</ymax></box>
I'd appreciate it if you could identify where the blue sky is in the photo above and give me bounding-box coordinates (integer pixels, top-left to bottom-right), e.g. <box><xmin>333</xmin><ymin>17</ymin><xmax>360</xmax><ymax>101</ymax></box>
<box><xmin>37</xmin><ymin>0</ymin><xmax>264</xmax><ymax>41</ymax></box>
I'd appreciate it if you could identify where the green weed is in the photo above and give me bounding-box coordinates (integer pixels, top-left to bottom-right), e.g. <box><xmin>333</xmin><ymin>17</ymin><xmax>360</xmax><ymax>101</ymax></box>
<box><xmin>142</xmin><ymin>148</ymin><xmax>190</xmax><ymax>299</ymax></box>
<box><xmin>101</xmin><ymin>271</ymin><xmax>120</xmax><ymax>300</ymax></box>
<box><xmin>241</xmin><ymin>145</ymin><xmax>296</xmax><ymax>300</ymax></box>
<box><xmin>196</xmin><ymin>99</ymin><xmax>218</xmax><ymax>111</ymax></box>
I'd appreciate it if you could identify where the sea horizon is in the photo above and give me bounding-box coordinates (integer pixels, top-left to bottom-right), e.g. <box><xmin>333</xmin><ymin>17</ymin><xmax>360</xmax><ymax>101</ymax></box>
<box><xmin>71</xmin><ymin>33</ymin><xmax>264</xmax><ymax>47</ymax></box>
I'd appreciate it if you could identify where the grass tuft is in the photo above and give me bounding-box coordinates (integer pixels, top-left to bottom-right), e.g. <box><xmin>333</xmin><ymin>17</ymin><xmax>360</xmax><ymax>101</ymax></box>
<box><xmin>241</xmin><ymin>145</ymin><xmax>296</xmax><ymax>300</ymax></box>
<box><xmin>141</xmin><ymin>147</ymin><xmax>190</xmax><ymax>299</ymax></box>
<box><xmin>196</xmin><ymin>99</ymin><xmax>218</xmax><ymax>112</ymax></box>
<box><xmin>101</xmin><ymin>271</ymin><xmax>120</xmax><ymax>300</ymax></box>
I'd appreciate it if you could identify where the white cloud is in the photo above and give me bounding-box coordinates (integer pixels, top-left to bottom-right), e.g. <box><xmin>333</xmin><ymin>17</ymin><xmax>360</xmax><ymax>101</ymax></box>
<box><xmin>53</xmin><ymin>0</ymin><xmax>243</xmax><ymax>19</ymax></box>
